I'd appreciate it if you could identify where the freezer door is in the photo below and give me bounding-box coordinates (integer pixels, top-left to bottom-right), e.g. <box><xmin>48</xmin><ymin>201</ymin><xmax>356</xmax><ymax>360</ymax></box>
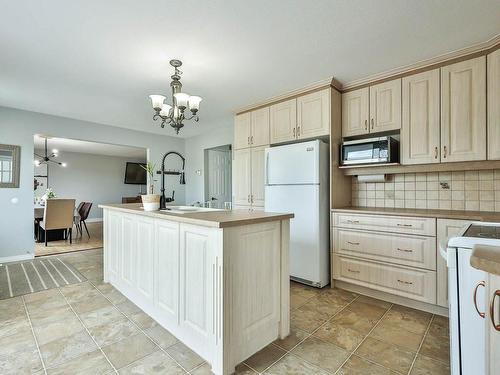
<box><xmin>265</xmin><ymin>184</ymin><xmax>325</xmax><ymax>285</ymax></box>
<box><xmin>266</xmin><ymin>141</ymin><xmax>320</xmax><ymax>185</ymax></box>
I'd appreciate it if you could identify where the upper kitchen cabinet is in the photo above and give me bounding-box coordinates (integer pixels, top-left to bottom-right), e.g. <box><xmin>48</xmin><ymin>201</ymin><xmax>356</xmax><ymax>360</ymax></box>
<box><xmin>441</xmin><ymin>56</ymin><xmax>486</xmax><ymax>162</ymax></box>
<box><xmin>296</xmin><ymin>89</ymin><xmax>331</xmax><ymax>139</ymax></box>
<box><xmin>270</xmin><ymin>98</ymin><xmax>297</xmax><ymax>144</ymax></box>
<box><xmin>232</xmin><ymin>149</ymin><xmax>251</xmax><ymax>206</ymax></box>
<box><xmin>401</xmin><ymin>69</ymin><xmax>441</xmax><ymax>165</ymax></box>
<box><xmin>369</xmin><ymin>78</ymin><xmax>402</xmax><ymax>133</ymax></box>
<box><xmin>488</xmin><ymin>49</ymin><xmax>500</xmax><ymax>160</ymax></box>
<box><xmin>342</xmin><ymin>87</ymin><xmax>369</xmax><ymax>137</ymax></box>
<box><xmin>250</xmin><ymin>107</ymin><xmax>270</xmax><ymax>147</ymax></box>
<box><xmin>234</xmin><ymin>112</ymin><xmax>252</xmax><ymax>150</ymax></box>
<box><xmin>234</xmin><ymin>108</ymin><xmax>270</xmax><ymax>150</ymax></box>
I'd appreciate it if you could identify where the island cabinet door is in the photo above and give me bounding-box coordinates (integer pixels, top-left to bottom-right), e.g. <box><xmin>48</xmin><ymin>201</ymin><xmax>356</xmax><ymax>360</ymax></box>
<box><xmin>105</xmin><ymin>210</ymin><xmax>122</xmax><ymax>282</ymax></box>
<box><xmin>178</xmin><ymin>224</ymin><xmax>222</xmax><ymax>358</ymax></box>
<box><xmin>135</xmin><ymin>217</ymin><xmax>155</xmax><ymax>302</ymax></box>
<box><xmin>121</xmin><ymin>214</ymin><xmax>138</xmax><ymax>288</ymax></box>
<box><xmin>154</xmin><ymin>220</ymin><xmax>180</xmax><ymax>326</ymax></box>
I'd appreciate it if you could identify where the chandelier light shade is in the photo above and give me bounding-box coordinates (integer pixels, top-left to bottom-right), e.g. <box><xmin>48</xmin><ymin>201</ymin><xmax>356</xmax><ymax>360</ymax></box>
<box><xmin>148</xmin><ymin>59</ymin><xmax>202</xmax><ymax>134</ymax></box>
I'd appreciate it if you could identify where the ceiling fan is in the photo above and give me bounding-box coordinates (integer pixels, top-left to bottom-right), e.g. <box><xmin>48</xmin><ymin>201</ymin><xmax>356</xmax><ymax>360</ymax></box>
<box><xmin>34</xmin><ymin>137</ymin><xmax>67</xmax><ymax>167</ymax></box>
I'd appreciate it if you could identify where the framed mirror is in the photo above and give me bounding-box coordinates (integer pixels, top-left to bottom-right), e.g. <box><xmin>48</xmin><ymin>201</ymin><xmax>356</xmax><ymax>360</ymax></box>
<box><xmin>0</xmin><ymin>144</ymin><xmax>21</xmax><ymax>188</ymax></box>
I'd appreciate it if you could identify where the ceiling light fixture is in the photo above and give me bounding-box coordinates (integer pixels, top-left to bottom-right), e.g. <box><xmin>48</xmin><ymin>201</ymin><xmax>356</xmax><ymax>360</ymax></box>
<box><xmin>148</xmin><ymin>59</ymin><xmax>202</xmax><ymax>134</ymax></box>
<box><xmin>34</xmin><ymin>138</ymin><xmax>67</xmax><ymax>167</ymax></box>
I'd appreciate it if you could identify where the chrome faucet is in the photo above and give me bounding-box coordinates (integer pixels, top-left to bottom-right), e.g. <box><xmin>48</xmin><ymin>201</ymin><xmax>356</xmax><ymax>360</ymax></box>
<box><xmin>158</xmin><ymin>151</ymin><xmax>186</xmax><ymax>210</ymax></box>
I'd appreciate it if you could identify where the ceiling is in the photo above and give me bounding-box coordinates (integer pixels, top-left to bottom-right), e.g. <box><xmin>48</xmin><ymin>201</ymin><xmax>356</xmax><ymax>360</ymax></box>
<box><xmin>1</xmin><ymin>1</ymin><xmax>499</xmax><ymax>138</ymax></box>
<box><xmin>34</xmin><ymin>135</ymin><xmax>147</xmax><ymax>159</ymax></box>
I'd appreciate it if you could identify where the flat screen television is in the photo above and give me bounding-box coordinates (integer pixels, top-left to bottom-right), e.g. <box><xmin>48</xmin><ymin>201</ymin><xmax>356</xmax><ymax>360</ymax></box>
<box><xmin>124</xmin><ymin>162</ymin><xmax>147</xmax><ymax>185</ymax></box>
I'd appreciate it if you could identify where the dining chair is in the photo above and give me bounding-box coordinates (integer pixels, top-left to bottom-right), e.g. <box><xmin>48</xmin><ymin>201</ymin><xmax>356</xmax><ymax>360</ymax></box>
<box><xmin>77</xmin><ymin>202</ymin><xmax>93</xmax><ymax>238</ymax></box>
<box><xmin>38</xmin><ymin>199</ymin><xmax>76</xmax><ymax>246</ymax></box>
<box><xmin>74</xmin><ymin>202</ymin><xmax>84</xmax><ymax>236</ymax></box>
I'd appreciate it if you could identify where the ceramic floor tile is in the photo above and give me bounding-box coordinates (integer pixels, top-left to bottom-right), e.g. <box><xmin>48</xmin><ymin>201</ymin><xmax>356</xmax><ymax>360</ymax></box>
<box><xmin>0</xmin><ymin>314</ymin><xmax>30</xmax><ymax>339</ymax></box>
<box><xmin>25</xmin><ymin>289</ymin><xmax>67</xmax><ymax>312</ymax></box>
<box><xmin>330</xmin><ymin>309</ymin><xmax>377</xmax><ymax>335</ymax></box>
<box><xmin>78</xmin><ymin>304</ymin><xmax>124</xmax><ymax>328</ymax></box>
<box><xmin>166</xmin><ymin>342</ymin><xmax>205</xmax><ymax>371</ymax></box>
<box><xmin>274</xmin><ymin>328</ymin><xmax>309</xmax><ymax>351</ymax></box>
<box><xmin>102</xmin><ymin>332</ymin><xmax>157</xmax><ymax>370</ymax></box>
<box><xmin>263</xmin><ymin>354</ymin><xmax>330</xmax><ymax>375</ymax></box>
<box><xmin>303</xmin><ymin>296</ymin><xmax>346</xmax><ymax>317</ymax></box>
<box><xmin>346</xmin><ymin>300</ymin><xmax>388</xmax><ymax>323</ymax></box>
<box><xmin>34</xmin><ymin>315</ymin><xmax>85</xmax><ymax>345</ymax></box>
<box><xmin>410</xmin><ymin>354</ymin><xmax>451</xmax><ymax>375</ymax></box>
<box><xmin>39</xmin><ymin>329</ymin><xmax>97</xmax><ymax>368</ymax></box>
<box><xmin>419</xmin><ymin>331</ymin><xmax>450</xmax><ymax>364</ymax></box>
<box><xmin>290</xmin><ymin>307</ymin><xmax>329</xmax><ymax>333</ymax></box>
<box><xmin>290</xmin><ymin>294</ymin><xmax>309</xmax><ymax>310</ymax></box>
<box><xmin>129</xmin><ymin>311</ymin><xmax>156</xmax><ymax>330</ymax></box>
<box><xmin>0</xmin><ymin>326</ymin><xmax>37</xmax><ymax>356</ymax></box>
<box><xmin>87</xmin><ymin>315</ymin><xmax>140</xmax><ymax>347</ymax></box>
<box><xmin>313</xmin><ymin>319</ymin><xmax>366</xmax><ymax>352</ymax></box>
<box><xmin>315</xmin><ymin>288</ymin><xmax>358</xmax><ymax>305</ymax></box>
<box><xmin>336</xmin><ymin>355</ymin><xmax>395</xmax><ymax>375</ymax></box>
<box><xmin>71</xmin><ymin>294</ymin><xmax>111</xmax><ymax>315</ymax></box>
<box><xmin>383</xmin><ymin>305</ymin><xmax>432</xmax><ymax>335</ymax></box>
<box><xmin>427</xmin><ymin>316</ymin><xmax>449</xmax><ymax>338</ymax></box>
<box><xmin>291</xmin><ymin>336</ymin><xmax>349</xmax><ymax>374</ymax></box>
<box><xmin>244</xmin><ymin>344</ymin><xmax>286</xmax><ymax>373</ymax></box>
<box><xmin>356</xmin><ymin>337</ymin><xmax>415</xmax><ymax>374</ymax></box>
<box><xmin>290</xmin><ymin>283</ymin><xmax>320</xmax><ymax>300</ymax></box>
<box><xmin>115</xmin><ymin>300</ymin><xmax>142</xmax><ymax>316</ymax></box>
<box><xmin>118</xmin><ymin>350</ymin><xmax>185</xmax><ymax>374</ymax></box>
<box><xmin>46</xmin><ymin>349</ymin><xmax>113</xmax><ymax>375</ymax></box>
<box><xmin>0</xmin><ymin>297</ymin><xmax>25</xmax><ymax>322</ymax></box>
<box><xmin>370</xmin><ymin>320</ymin><xmax>424</xmax><ymax>352</ymax></box>
<box><xmin>27</xmin><ymin>304</ymin><xmax>76</xmax><ymax>327</ymax></box>
<box><xmin>144</xmin><ymin>323</ymin><xmax>178</xmax><ymax>349</ymax></box>
<box><xmin>191</xmin><ymin>363</ymin><xmax>256</xmax><ymax>375</ymax></box>
<box><xmin>0</xmin><ymin>346</ymin><xmax>43</xmax><ymax>375</ymax></box>
<box><xmin>60</xmin><ymin>282</ymin><xmax>101</xmax><ymax>303</ymax></box>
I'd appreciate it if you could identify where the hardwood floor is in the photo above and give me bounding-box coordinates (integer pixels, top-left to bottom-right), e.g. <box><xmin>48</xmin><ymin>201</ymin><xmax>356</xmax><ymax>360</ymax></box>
<box><xmin>34</xmin><ymin>222</ymin><xmax>103</xmax><ymax>257</ymax></box>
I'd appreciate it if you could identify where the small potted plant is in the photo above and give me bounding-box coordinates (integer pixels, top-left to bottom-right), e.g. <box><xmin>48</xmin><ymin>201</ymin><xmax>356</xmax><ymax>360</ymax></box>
<box><xmin>41</xmin><ymin>188</ymin><xmax>56</xmax><ymax>203</ymax></box>
<box><xmin>140</xmin><ymin>162</ymin><xmax>160</xmax><ymax>211</ymax></box>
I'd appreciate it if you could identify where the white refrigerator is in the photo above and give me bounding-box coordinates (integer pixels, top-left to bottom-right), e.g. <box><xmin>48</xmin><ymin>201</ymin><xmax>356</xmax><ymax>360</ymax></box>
<box><xmin>265</xmin><ymin>140</ymin><xmax>330</xmax><ymax>288</ymax></box>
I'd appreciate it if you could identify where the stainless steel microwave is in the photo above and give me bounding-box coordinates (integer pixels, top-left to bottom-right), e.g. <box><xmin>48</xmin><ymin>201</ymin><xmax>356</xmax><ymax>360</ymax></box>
<box><xmin>340</xmin><ymin>136</ymin><xmax>399</xmax><ymax>166</ymax></box>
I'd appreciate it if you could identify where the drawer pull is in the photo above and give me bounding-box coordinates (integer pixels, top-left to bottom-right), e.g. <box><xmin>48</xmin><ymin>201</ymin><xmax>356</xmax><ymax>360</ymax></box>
<box><xmin>473</xmin><ymin>281</ymin><xmax>486</xmax><ymax>318</ymax></box>
<box><xmin>347</xmin><ymin>241</ymin><xmax>360</xmax><ymax>245</ymax></box>
<box><xmin>397</xmin><ymin>223</ymin><xmax>413</xmax><ymax>227</ymax></box>
<box><xmin>490</xmin><ymin>290</ymin><xmax>500</xmax><ymax>331</ymax></box>
<box><xmin>397</xmin><ymin>247</ymin><xmax>413</xmax><ymax>253</ymax></box>
<box><xmin>347</xmin><ymin>220</ymin><xmax>360</xmax><ymax>224</ymax></box>
<box><xmin>347</xmin><ymin>268</ymin><xmax>360</xmax><ymax>274</ymax></box>
<box><xmin>397</xmin><ymin>279</ymin><xmax>413</xmax><ymax>285</ymax></box>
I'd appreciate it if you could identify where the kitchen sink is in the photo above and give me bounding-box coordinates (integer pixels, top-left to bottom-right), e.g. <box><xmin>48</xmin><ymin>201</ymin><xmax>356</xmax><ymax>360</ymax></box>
<box><xmin>159</xmin><ymin>206</ymin><xmax>223</xmax><ymax>214</ymax></box>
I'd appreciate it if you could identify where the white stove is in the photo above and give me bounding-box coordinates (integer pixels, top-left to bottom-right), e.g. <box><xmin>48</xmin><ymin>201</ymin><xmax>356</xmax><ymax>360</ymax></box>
<box><xmin>445</xmin><ymin>222</ymin><xmax>500</xmax><ymax>375</ymax></box>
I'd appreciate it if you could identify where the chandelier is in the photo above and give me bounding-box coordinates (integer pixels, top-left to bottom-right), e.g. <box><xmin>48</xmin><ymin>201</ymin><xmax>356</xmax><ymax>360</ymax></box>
<box><xmin>148</xmin><ymin>59</ymin><xmax>202</xmax><ymax>134</ymax></box>
<box><xmin>34</xmin><ymin>138</ymin><xmax>67</xmax><ymax>167</ymax></box>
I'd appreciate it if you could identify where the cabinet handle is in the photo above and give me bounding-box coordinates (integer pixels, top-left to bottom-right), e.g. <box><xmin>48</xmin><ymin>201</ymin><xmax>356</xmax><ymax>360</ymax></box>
<box><xmin>347</xmin><ymin>241</ymin><xmax>360</xmax><ymax>245</ymax></box>
<box><xmin>434</xmin><ymin>147</ymin><xmax>438</xmax><ymax>159</ymax></box>
<box><xmin>490</xmin><ymin>290</ymin><xmax>500</xmax><ymax>331</ymax></box>
<box><xmin>364</xmin><ymin>119</ymin><xmax>368</xmax><ymax>130</ymax></box>
<box><xmin>397</xmin><ymin>247</ymin><xmax>413</xmax><ymax>253</ymax></box>
<box><xmin>293</xmin><ymin>128</ymin><xmax>296</xmax><ymax>137</ymax></box>
<box><xmin>247</xmin><ymin>195</ymin><xmax>250</xmax><ymax>203</ymax></box>
<box><xmin>473</xmin><ymin>281</ymin><xmax>486</xmax><ymax>318</ymax></box>
<box><xmin>247</xmin><ymin>136</ymin><xmax>250</xmax><ymax>145</ymax></box>
<box><xmin>251</xmin><ymin>195</ymin><xmax>254</xmax><ymax>203</ymax></box>
<box><xmin>397</xmin><ymin>223</ymin><xmax>413</xmax><ymax>227</ymax></box>
<box><xmin>443</xmin><ymin>146</ymin><xmax>447</xmax><ymax>158</ymax></box>
<box><xmin>297</xmin><ymin>126</ymin><xmax>300</xmax><ymax>137</ymax></box>
<box><xmin>347</xmin><ymin>220</ymin><xmax>360</xmax><ymax>224</ymax></box>
<box><xmin>347</xmin><ymin>268</ymin><xmax>360</xmax><ymax>274</ymax></box>
<box><xmin>397</xmin><ymin>279</ymin><xmax>413</xmax><ymax>285</ymax></box>
<box><xmin>371</xmin><ymin>118</ymin><xmax>374</xmax><ymax>129</ymax></box>
<box><xmin>251</xmin><ymin>136</ymin><xmax>254</xmax><ymax>144</ymax></box>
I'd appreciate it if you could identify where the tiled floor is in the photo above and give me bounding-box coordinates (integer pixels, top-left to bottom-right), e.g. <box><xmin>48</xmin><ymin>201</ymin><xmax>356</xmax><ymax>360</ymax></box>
<box><xmin>0</xmin><ymin>248</ymin><xmax>450</xmax><ymax>374</ymax></box>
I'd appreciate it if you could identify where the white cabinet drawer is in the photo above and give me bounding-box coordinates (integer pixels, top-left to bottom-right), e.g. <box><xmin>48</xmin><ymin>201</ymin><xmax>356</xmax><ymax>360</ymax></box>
<box><xmin>333</xmin><ymin>255</ymin><xmax>436</xmax><ymax>304</ymax></box>
<box><xmin>334</xmin><ymin>228</ymin><xmax>436</xmax><ymax>270</ymax></box>
<box><xmin>333</xmin><ymin>212</ymin><xmax>436</xmax><ymax>236</ymax></box>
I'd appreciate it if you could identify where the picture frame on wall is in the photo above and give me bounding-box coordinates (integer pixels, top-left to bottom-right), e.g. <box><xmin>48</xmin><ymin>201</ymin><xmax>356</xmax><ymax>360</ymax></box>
<box><xmin>0</xmin><ymin>144</ymin><xmax>21</xmax><ymax>188</ymax></box>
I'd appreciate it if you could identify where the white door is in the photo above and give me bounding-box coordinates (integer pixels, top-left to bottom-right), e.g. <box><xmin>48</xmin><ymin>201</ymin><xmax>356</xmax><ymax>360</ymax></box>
<box><xmin>251</xmin><ymin>146</ymin><xmax>266</xmax><ymax>207</ymax></box>
<box><xmin>441</xmin><ymin>56</ymin><xmax>486</xmax><ymax>162</ymax></box>
<box><xmin>207</xmin><ymin>149</ymin><xmax>232</xmax><ymax>208</ymax></box>
<box><xmin>458</xmin><ymin>248</ymin><xmax>486</xmax><ymax>375</ymax></box>
<box><xmin>270</xmin><ymin>98</ymin><xmax>297</xmax><ymax>144</ymax></box>
<box><xmin>297</xmin><ymin>89</ymin><xmax>330</xmax><ymax>139</ymax></box>
<box><xmin>265</xmin><ymin>185</ymin><xmax>321</xmax><ymax>285</ymax></box>
<box><xmin>342</xmin><ymin>88</ymin><xmax>369</xmax><ymax>137</ymax></box>
<box><xmin>232</xmin><ymin>149</ymin><xmax>251</xmax><ymax>206</ymax></box>
<box><xmin>369</xmin><ymin>78</ymin><xmax>402</xmax><ymax>133</ymax></box>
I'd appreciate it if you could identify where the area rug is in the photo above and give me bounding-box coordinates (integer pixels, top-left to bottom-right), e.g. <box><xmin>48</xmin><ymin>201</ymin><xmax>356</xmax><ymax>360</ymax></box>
<box><xmin>0</xmin><ymin>257</ymin><xmax>87</xmax><ymax>300</ymax></box>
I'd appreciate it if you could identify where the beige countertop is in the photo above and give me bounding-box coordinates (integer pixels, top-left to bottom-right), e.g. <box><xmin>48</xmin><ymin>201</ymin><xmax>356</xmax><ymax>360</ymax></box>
<box><xmin>471</xmin><ymin>245</ymin><xmax>500</xmax><ymax>276</ymax></box>
<box><xmin>99</xmin><ymin>204</ymin><xmax>294</xmax><ymax>228</ymax></box>
<box><xmin>331</xmin><ymin>206</ymin><xmax>500</xmax><ymax>222</ymax></box>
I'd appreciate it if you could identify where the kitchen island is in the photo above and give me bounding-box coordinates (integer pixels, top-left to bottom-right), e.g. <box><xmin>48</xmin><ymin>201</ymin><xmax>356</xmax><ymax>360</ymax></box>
<box><xmin>99</xmin><ymin>204</ymin><xmax>293</xmax><ymax>375</ymax></box>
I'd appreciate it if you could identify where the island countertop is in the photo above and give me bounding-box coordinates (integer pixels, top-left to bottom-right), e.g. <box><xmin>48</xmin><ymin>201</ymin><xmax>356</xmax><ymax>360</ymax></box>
<box><xmin>99</xmin><ymin>203</ymin><xmax>294</xmax><ymax>228</ymax></box>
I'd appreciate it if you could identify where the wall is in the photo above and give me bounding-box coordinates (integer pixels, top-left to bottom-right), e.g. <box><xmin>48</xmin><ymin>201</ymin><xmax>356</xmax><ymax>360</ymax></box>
<box><xmin>184</xmin><ymin>125</ymin><xmax>233</xmax><ymax>204</ymax></box>
<box><xmin>0</xmin><ymin>106</ymin><xmax>185</xmax><ymax>260</ymax></box>
<box><xmin>352</xmin><ymin>170</ymin><xmax>500</xmax><ymax>211</ymax></box>
<box><xmin>35</xmin><ymin>150</ymin><xmax>146</xmax><ymax>220</ymax></box>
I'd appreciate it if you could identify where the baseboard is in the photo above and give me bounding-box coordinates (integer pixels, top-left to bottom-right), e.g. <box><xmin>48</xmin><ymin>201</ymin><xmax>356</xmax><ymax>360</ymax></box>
<box><xmin>0</xmin><ymin>253</ymin><xmax>34</xmax><ymax>264</ymax></box>
<box><xmin>86</xmin><ymin>218</ymin><xmax>103</xmax><ymax>223</ymax></box>
<box><xmin>334</xmin><ymin>279</ymin><xmax>449</xmax><ymax>317</ymax></box>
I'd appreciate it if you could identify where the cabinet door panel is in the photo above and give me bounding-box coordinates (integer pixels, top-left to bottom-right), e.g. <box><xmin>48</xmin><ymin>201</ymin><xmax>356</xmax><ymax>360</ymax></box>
<box><xmin>488</xmin><ymin>49</ymin><xmax>500</xmax><ymax>160</ymax></box>
<box><xmin>441</xmin><ymin>56</ymin><xmax>486</xmax><ymax>162</ymax></box>
<box><xmin>232</xmin><ymin>149</ymin><xmax>251</xmax><ymax>206</ymax></box>
<box><xmin>251</xmin><ymin>107</ymin><xmax>270</xmax><ymax>147</ymax></box>
<box><xmin>121</xmin><ymin>215</ymin><xmax>137</xmax><ymax>288</ymax></box>
<box><xmin>234</xmin><ymin>112</ymin><xmax>251</xmax><ymax>150</ymax></box>
<box><xmin>402</xmin><ymin>69</ymin><xmax>440</xmax><ymax>164</ymax></box>
<box><xmin>136</xmin><ymin>217</ymin><xmax>155</xmax><ymax>301</ymax></box>
<box><xmin>106</xmin><ymin>210</ymin><xmax>122</xmax><ymax>281</ymax></box>
<box><xmin>370</xmin><ymin>78</ymin><xmax>402</xmax><ymax>133</ymax></box>
<box><xmin>297</xmin><ymin>89</ymin><xmax>330</xmax><ymax>139</ymax></box>
<box><xmin>251</xmin><ymin>146</ymin><xmax>267</xmax><ymax>207</ymax></box>
<box><xmin>342</xmin><ymin>88</ymin><xmax>369</xmax><ymax>137</ymax></box>
<box><xmin>270</xmin><ymin>98</ymin><xmax>297</xmax><ymax>144</ymax></box>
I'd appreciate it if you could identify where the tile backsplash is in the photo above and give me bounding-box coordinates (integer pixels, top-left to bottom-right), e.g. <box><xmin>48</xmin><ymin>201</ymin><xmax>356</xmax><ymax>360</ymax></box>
<box><xmin>352</xmin><ymin>170</ymin><xmax>500</xmax><ymax>212</ymax></box>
